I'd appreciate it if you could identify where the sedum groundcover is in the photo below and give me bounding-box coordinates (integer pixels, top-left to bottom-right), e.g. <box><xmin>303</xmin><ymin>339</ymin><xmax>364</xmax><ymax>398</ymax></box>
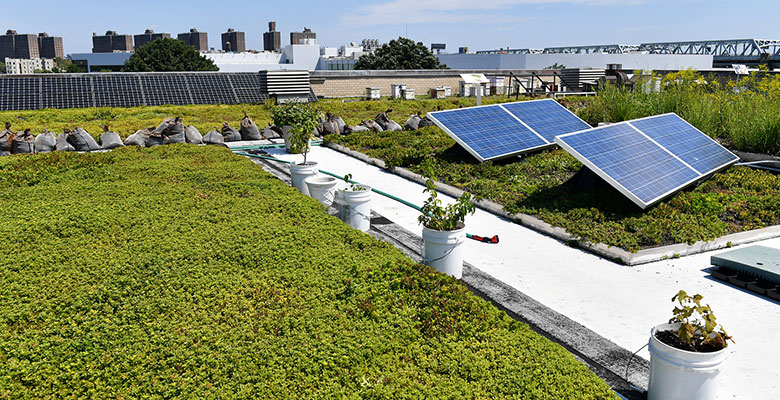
<box><xmin>0</xmin><ymin>145</ymin><xmax>616</xmax><ymax>399</ymax></box>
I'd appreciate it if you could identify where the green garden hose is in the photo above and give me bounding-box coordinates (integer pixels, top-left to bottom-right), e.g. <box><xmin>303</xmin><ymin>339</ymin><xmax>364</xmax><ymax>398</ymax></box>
<box><xmin>229</xmin><ymin>140</ymin><xmax>323</xmax><ymax>151</ymax></box>
<box><xmin>233</xmin><ymin>151</ymin><xmax>499</xmax><ymax>244</ymax></box>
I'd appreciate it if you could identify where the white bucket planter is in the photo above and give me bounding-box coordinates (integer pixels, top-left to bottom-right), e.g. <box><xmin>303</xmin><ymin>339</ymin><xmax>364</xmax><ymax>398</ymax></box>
<box><xmin>335</xmin><ymin>186</ymin><xmax>372</xmax><ymax>232</ymax></box>
<box><xmin>304</xmin><ymin>175</ymin><xmax>338</xmax><ymax>206</ymax></box>
<box><xmin>289</xmin><ymin>161</ymin><xmax>318</xmax><ymax>196</ymax></box>
<box><xmin>422</xmin><ymin>225</ymin><xmax>466</xmax><ymax>279</ymax></box>
<box><xmin>648</xmin><ymin>322</ymin><xmax>730</xmax><ymax>400</ymax></box>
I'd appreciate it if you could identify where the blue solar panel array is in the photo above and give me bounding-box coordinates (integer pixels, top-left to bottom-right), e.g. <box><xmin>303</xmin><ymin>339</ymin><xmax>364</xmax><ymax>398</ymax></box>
<box><xmin>428</xmin><ymin>105</ymin><xmax>547</xmax><ymax>160</ymax></box>
<box><xmin>555</xmin><ymin>113</ymin><xmax>738</xmax><ymax>209</ymax></box>
<box><xmin>501</xmin><ymin>99</ymin><xmax>591</xmax><ymax>143</ymax></box>
<box><xmin>427</xmin><ymin>99</ymin><xmax>591</xmax><ymax>162</ymax></box>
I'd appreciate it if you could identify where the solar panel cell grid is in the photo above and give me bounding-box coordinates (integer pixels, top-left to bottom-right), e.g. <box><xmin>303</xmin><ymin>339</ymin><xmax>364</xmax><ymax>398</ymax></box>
<box><xmin>429</xmin><ymin>105</ymin><xmax>548</xmax><ymax>161</ymax></box>
<box><xmin>186</xmin><ymin>74</ymin><xmax>237</xmax><ymax>105</ymax></box>
<box><xmin>41</xmin><ymin>77</ymin><xmax>93</xmax><ymax>109</ymax></box>
<box><xmin>140</xmin><ymin>75</ymin><xmax>192</xmax><ymax>106</ymax></box>
<box><xmin>0</xmin><ymin>78</ymin><xmax>39</xmax><ymax>110</ymax></box>
<box><xmin>501</xmin><ymin>99</ymin><xmax>591</xmax><ymax>143</ymax></box>
<box><xmin>93</xmin><ymin>75</ymin><xmax>143</xmax><ymax>108</ymax></box>
<box><xmin>629</xmin><ymin>114</ymin><xmax>739</xmax><ymax>175</ymax></box>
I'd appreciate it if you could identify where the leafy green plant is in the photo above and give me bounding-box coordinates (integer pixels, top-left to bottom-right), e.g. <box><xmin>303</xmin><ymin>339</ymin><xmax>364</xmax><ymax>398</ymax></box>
<box><xmin>0</xmin><ymin>145</ymin><xmax>617</xmax><ymax>399</ymax></box>
<box><xmin>668</xmin><ymin>290</ymin><xmax>734</xmax><ymax>351</ymax></box>
<box><xmin>342</xmin><ymin>173</ymin><xmax>367</xmax><ymax>191</ymax></box>
<box><xmin>417</xmin><ymin>159</ymin><xmax>475</xmax><ymax>231</ymax></box>
<box><xmin>271</xmin><ymin>101</ymin><xmax>320</xmax><ymax>164</ymax></box>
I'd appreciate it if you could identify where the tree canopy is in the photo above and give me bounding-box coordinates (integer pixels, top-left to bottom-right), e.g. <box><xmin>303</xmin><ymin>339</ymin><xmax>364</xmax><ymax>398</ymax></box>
<box><xmin>122</xmin><ymin>38</ymin><xmax>218</xmax><ymax>72</ymax></box>
<box><xmin>354</xmin><ymin>37</ymin><xmax>447</xmax><ymax>70</ymax></box>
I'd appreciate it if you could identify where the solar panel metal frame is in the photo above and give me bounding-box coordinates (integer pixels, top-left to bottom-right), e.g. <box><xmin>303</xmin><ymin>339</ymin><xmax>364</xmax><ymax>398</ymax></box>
<box><xmin>427</xmin><ymin>99</ymin><xmax>590</xmax><ymax>162</ymax></box>
<box><xmin>554</xmin><ymin>113</ymin><xmax>739</xmax><ymax>209</ymax></box>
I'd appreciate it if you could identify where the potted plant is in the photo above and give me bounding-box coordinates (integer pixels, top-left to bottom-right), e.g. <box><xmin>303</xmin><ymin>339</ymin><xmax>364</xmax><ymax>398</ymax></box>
<box><xmin>334</xmin><ymin>174</ymin><xmax>372</xmax><ymax>232</ymax></box>
<box><xmin>417</xmin><ymin>162</ymin><xmax>475</xmax><ymax>279</ymax></box>
<box><xmin>647</xmin><ymin>290</ymin><xmax>734</xmax><ymax>400</ymax></box>
<box><xmin>271</xmin><ymin>101</ymin><xmax>321</xmax><ymax>195</ymax></box>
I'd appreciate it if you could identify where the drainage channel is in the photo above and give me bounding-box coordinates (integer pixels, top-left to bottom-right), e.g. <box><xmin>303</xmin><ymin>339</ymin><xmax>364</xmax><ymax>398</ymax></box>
<box><xmin>239</xmin><ymin>151</ymin><xmax>649</xmax><ymax>399</ymax></box>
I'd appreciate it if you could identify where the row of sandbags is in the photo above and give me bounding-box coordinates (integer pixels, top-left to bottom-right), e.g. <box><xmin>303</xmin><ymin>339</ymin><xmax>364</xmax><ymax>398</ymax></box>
<box><xmin>0</xmin><ymin>122</ymin><xmax>110</xmax><ymax>154</ymax></box>
<box><xmin>0</xmin><ymin>113</ymin><xmax>271</xmax><ymax>155</ymax></box>
<box><xmin>339</xmin><ymin>109</ymin><xmax>435</xmax><ymax>134</ymax></box>
<box><xmin>0</xmin><ymin>110</ymin><xmax>436</xmax><ymax>156</ymax></box>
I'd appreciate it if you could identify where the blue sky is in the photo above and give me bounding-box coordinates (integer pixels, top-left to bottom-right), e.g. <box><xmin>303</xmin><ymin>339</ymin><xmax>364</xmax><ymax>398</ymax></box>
<box><xmin>2</xmin><ymin>0</ymin><xmax>779</xmax><ymax>54</ymax></box>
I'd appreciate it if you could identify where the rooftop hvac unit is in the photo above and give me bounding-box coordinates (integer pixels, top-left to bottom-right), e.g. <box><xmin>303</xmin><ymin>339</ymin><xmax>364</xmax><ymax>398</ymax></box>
<box><xmin>560</xmin><ymin>68</ymin><xmax>606</xmax><ymax>90</ymax></box>
<box><xmin>259</xmin><ymin>70</ymin><xmax>311</xmax><ymax>103</ymax></box>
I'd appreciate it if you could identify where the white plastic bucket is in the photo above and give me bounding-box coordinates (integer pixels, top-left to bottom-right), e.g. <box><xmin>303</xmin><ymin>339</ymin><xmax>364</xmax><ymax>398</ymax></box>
<box><xmin>648</xmin><ymin>323</ymin><xmax>730</xmax><ymax>400</ymax></box>
<box><xmin>422</xmin><ymin>225</ymin><xmax>466</xmax><ymax>279</ymax></box>
<box><xmin>289</xmin><ymin>161</ymin><xmax>318</xmax><ymax>196</ymax></box>
<box><xmin>335</xmin><ymin>186</ymin><xmax>372</xmax><ymax>232</ymax></box>
<box><xmin>304</xmin><ymin>175</ymin><xmax>338</xmax><ymax>206</ymax></box>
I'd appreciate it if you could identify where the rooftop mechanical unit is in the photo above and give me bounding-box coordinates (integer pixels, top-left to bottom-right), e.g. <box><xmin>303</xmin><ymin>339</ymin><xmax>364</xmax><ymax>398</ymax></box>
<box><xmin>259</xmin><ymin>70</ymin><xmax>312</xmax><ymax>103</ymax></box>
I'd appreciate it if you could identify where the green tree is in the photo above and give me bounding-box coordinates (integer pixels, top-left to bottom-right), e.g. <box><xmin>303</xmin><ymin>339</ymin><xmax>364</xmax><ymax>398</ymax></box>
<box><xmin>53</xmin><ymin>57</ymin><xmax>86</xmax><ymax>73</ymax></box>
<box><xmin>354</xmin><ymin>37</ymin><xmax>447</xmax><ymax>70</ymax></box>
<box><xmin>122</xmin><ymin>38</ymin><xmax>218</xmax><ymax>72</ymax></box>
<box><xmin>0</xmin><ymin>62</ymin><xmax>5</xmax><ymax>73</ymax></box>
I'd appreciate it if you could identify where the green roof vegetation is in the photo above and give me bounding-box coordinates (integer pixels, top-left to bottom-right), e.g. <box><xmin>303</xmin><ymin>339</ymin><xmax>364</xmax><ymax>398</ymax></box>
<box><xmin>0</xmin><ymin>146</ymin><xmax>617</xmax><ymax>398</ymax></box>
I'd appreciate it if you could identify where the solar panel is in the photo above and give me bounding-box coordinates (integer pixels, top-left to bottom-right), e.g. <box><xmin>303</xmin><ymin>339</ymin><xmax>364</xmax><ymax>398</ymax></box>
<box><xmin>428</xmin><ymin>104</ymin><xmax>549</xmax><ymax>161</ymax></box>
<box><xmin>186</xmin><ymin>74</ymin><xmax>237</xmax><ymax>105</ymax></box>
<box><xmin>427</xmin><ymin>99</ymin><xmax>591</xmax><ymax>162</ymax></box>
<box><xmin>629</xmin><ymin>114</ymin><xmax>739</xmax><ymax>175</ymax></box>
<box><xmin>93</xmin><ymin>75</ymin><xmax>143</xmax><ymax>108</ymax></box>
<box><xmin>501</xmin><ymin>99</ymin><xmax>591</xmax><ymax>143</ymax></box>
<box><xmin>0</xmin><ymin>72</ymin><xmax>311</xmax><ymax>110</ymax></box>
<box><xmin>555</xmin><ymin>114</ymin><xmax>738</xmax><ymax>209</ymax></box>
<box><xmin>140</xmin><ymin>74</ymin><xmax>192</xmax><ymax>106</ymax></box>
<box><xmin>0</xmin><ymin>78</ymin><xmax>40</xmax><ymax>110</ymax></box>
<box><xmin>41</xmin><ymin>76</ymin><xmax>93</xmax><ymax>109</ymax></box>
<box><xmin>228</xmin><ymin>73</ymin><xmax>267</xmax><ymax>104</ymax></box>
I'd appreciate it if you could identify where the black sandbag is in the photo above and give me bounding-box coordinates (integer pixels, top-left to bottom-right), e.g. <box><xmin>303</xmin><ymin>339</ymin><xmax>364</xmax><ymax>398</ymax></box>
<box><xmin>405</xmin><ymin>114</ymin><xmax>421</xmax><ymax>131</ymax></box>
<box><xmin>220</xmin><ymin>122</ymin><xmax>241</xmax><ymax>142</ymax></box>
<box><xmin>240</xmin><ymin>112</ymin><xmax>262</xmax><ymax>141</ymax></box>
<box><xmin>164</xmin><ymin>118</ymin><xmax>186</xmax><ymax>144</ymax></box>
<box><xmin>0</xmin><ymin>122</ymin><xmax>14</xmax><ymax>152</ymax></box>
<box><xmin>35</xmin><ymin>128</ymin><xmax>57</xmax><ymax>153</ymax></box>
<box><xmin>56</xmin><ymin>132</ymin><xmax>75</xmax><ymax>151</ymax></box>
<box><xmin>261</xmin><ymin>124</ymin><xmax>282</xmax><ymax>139</ymax></box>
<box><xmin>99</xmin><ymin>126</ymin><xmax>125</xmax><ymax>150</ymax></box>
<box><xmin>154</xmin><ymin>117</ymin><xmax>175</xmax><ymax>135</ymax></box>
<box><xmin>184</xmin><ymin>125</ymin><xmax>203</xmax><ymax>144</ymax></box>
<box><xmin>12</xmin><ymin>129</ymin><xmax>35</xmax><ymax>154</ymax></box>
<box><xmin>419</xmin><ymin>116</ymin><xmax>435</xmax><ymax>128</ymax></box>
<box><xmin>203</xmin><ymin>129</ymin><xmax>225</xmax><ymax>145</ymax></box>
<box><xmin>145</xmin><ymin>133</ymin><xmax>165</xmax><ymax>147</ymax></box>
<box><xmin>67</xmin><ymin>127</ymin><xmax>101</xmax><ymax>151</ymax></box>
<box><xmin>124</xmin><ymin>128</ymin><xmax>152</xmax><ymax>147</ymax></box>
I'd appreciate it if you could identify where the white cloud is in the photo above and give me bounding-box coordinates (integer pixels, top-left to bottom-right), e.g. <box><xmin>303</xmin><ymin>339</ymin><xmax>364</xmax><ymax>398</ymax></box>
<box><xmin>341</xmin><ymin>0</ymin><xmax>643</xmax><ymax>26</ymax></box>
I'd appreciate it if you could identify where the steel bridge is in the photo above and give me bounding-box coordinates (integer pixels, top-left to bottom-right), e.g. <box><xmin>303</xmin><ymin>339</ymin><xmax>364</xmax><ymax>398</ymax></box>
<box><xmin>476</xmin><ymin>39</ymin><xmax>780</xmax><ymax>67</ymax></box>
